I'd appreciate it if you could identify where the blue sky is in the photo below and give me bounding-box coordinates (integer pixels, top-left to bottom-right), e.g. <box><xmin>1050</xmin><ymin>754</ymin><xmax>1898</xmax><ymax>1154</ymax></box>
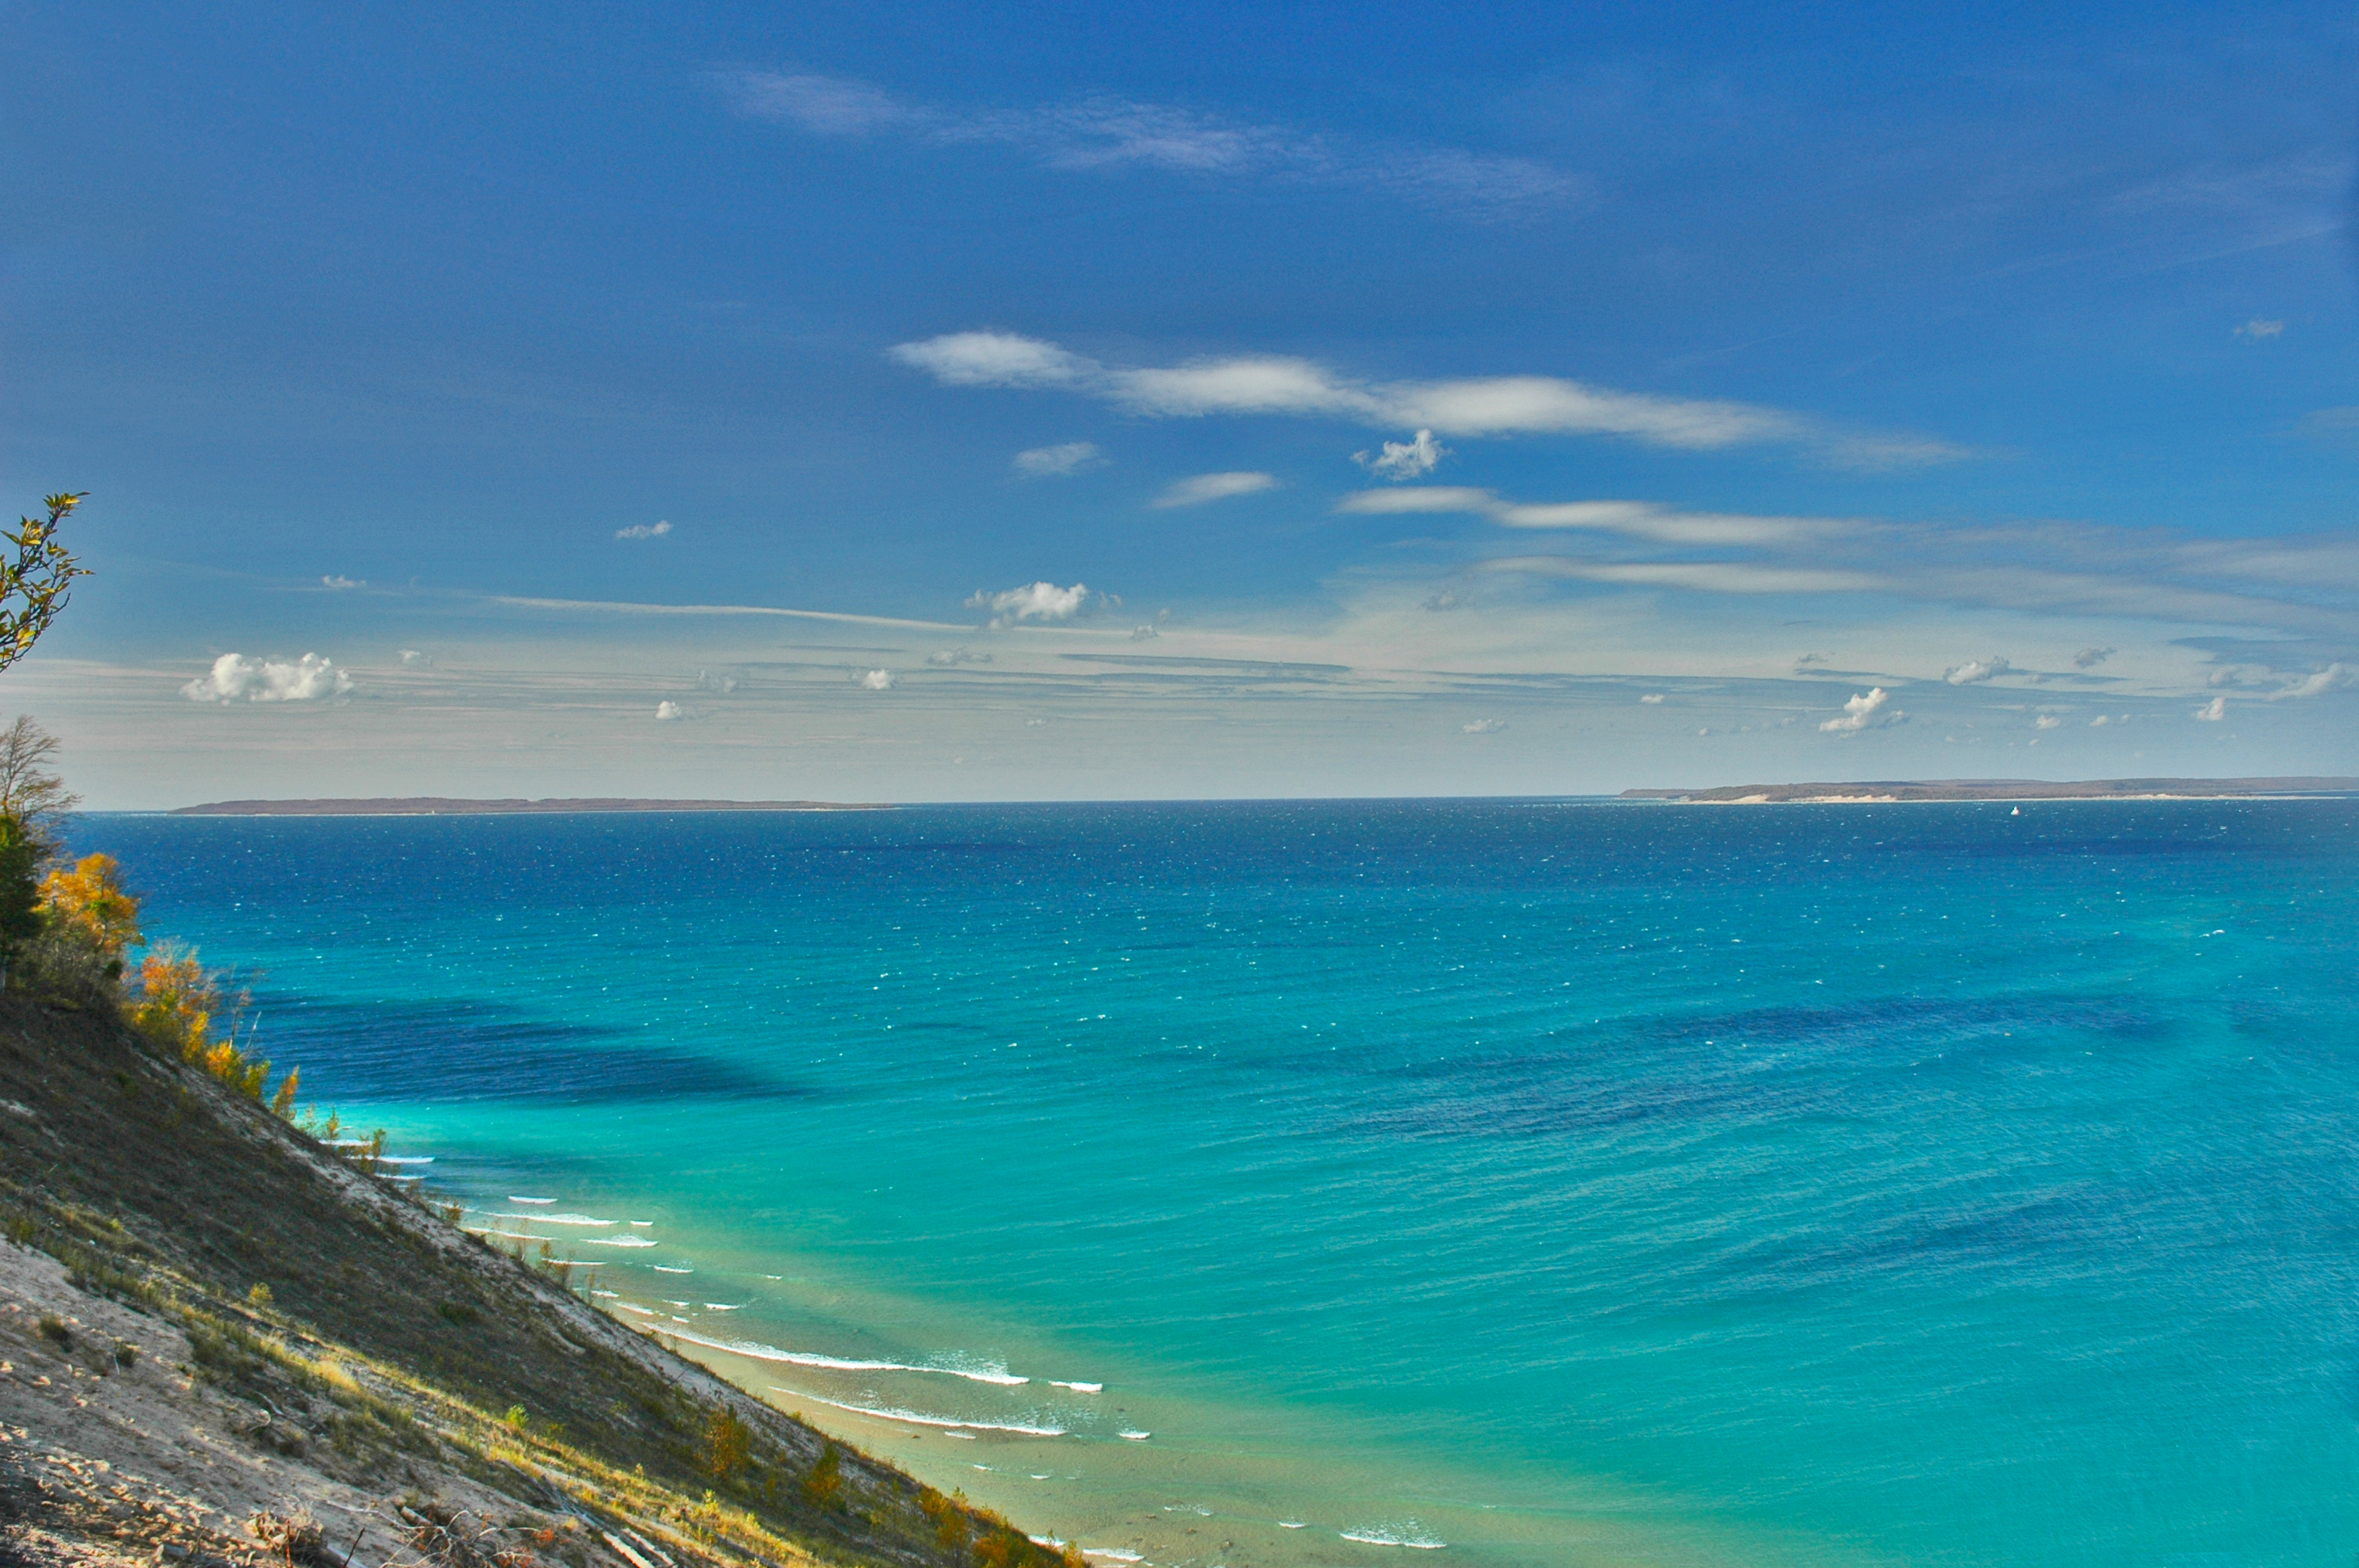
<box><xmin>4</xmin><ymin>1</ymin><xmax>2355</xmax><ymax>805</ymax></box>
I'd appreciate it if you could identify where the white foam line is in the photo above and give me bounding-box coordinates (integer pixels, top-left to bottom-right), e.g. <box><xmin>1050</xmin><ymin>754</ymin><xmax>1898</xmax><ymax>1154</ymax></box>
<box><xmin>491</xmin><ymin>1211</ymin><xmax>613</xmax><ymax>1226</ymax></box>
<box><xmin>1048</xmin><ymin>1381</ymin><xmax>1103</xmax><ymax>1393</ymax></box>
<box><xmin>508</xmin><ymin>1195</ymin><xmax>555</xmax><ymax>1204</ymax></box>
<box><xmin>667</xmin><ymin>1327</ymin><xmax>1028</xmax><ymax>1385</ymax></box>
<box><xmin>773</xmin><ymin>1390</ymin><xmax>1068</xmax><ymax>1437</ymax></box>
<box><xmin>582</xmin><ymin>1235</ymin><xmax>657</xmax><ymax>1248</ymax></box>
<box><xmin>703</xmin><ymin>1303</ymin><xmax>743</xmax><ymax>1310</ymax></box>
<box><xmin>1338</xmin><ymin>1532</ymin><xmax>1447</xmax><ymax>1550</ymax></box>
<box><xmin>616</xmin><ymin>1303</ymin><xmax>657</xmax><ymax>1316</ymax></box>
<box><xmin>1117</xmin><ymin>1430</ymin><xmax>1150</xmax><ymax>1441</ymax></box>
<box><xmin>651</xmin><ymin>1264</ymin><xmax>694</xmax><ymax>1274</ymax></box>
<box><xmin>377</xmin><ymin>1156</ymin><xmax>433</xmax><ymax>1165</ymax></box>
<box><xmin>1080</xmin><ymin>1551</ymin><xmax>1143</xmax><ymax>1563</ymax></box>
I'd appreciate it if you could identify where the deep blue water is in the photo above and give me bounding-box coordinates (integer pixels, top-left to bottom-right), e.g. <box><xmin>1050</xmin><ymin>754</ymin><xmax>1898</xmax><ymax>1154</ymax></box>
<box><xmin>70</xmin><ymin>800</ymin><xmax>2359</xmax><ymax>1566</ymax></box>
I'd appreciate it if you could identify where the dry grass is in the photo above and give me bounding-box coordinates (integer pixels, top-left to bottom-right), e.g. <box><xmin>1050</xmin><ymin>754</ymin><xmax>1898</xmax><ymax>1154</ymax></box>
<box><xmin>0</xmin><ymin>994</ymin><xmax>1078</xmax><ymax>1568</ymax></box>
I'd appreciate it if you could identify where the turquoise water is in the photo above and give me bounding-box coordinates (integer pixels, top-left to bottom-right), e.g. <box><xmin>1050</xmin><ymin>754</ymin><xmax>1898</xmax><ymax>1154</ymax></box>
<box><xmin>72</xmin><ymin>800</ymin><xmax>2359</xmax><ymax>1566</ymax></box>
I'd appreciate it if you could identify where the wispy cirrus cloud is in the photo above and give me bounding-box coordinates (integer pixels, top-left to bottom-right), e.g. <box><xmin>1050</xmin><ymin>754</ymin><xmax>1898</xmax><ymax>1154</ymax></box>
<box><xmin>1152</xmin><ymin>472</ymin><xmax>1277</xmax><ymax>508</ymax></box>
<box><xmin>893</xmin><ymin>331</ymin><xmax>1969</xmax><ymax>467</ymax></box>
<box><xmin>1342</xmin><ymin>485</ymin><xmax>2359</xmax><ymax>643</ymax></box>
<box><xmin>1013</xmin><ymin>441</ymin><xmax>1104</xmax><ymax>477</ymax></box>
<box><xmin>716</xmin><ymin>71</ymin><xmax>1579</xmax><ymax>218</ymax></box>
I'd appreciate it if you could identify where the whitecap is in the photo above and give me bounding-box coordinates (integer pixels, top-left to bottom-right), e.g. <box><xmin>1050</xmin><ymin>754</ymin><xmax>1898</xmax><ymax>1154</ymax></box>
<box><xmin>630</xmin><ymin>1220</ymin><xmax>656</xmax><ymax>1228</ymax></box>
<box><xmin>1029</xmin><ymin>1474</ymin><xmax>1051</xmax><ymax>1481</ymax></box>
<box><xmin>590</xmin><ymin>1290</ymin><xmax>619</xmax><ymax>1298</ymax></box>
<box><xmin>1278</xmin><ymin>1523</ymin><xmax>1307</xmax><ymax>1531</ymax></box>
<box><xmin>1080</xmin><ymin>1551</ymin><xmax>1143</xmax><ymax>1563</ymax></box>
<box><xmin>667</xmin><ymin>1327</ymin><xmax>1028</xmax><ymax>1385</ymax></box>
<box><xmin>1026</xmin><ymin>1537</ymin><xmax>1066</xmax><ymax>1549</ymax></box>
<box><xmin>507</xmin><ymin>1195</ymin><xmax>555</xmax><ymax>1205</ymax></box>
<box><xmin>492</xmin><ymin>1211</ymin><xmax>613</xmax><ymax>1227</ymax></box>
<box><xmin>651</xmin><ymin>1264</ymin><xmax>694</xmax><ymax>1274</ymax></box>
<box><xmin>1339</xmin><ymin>1529</ymin><xmax>1447</xmax><ymax>1549</ymax></box>
<box><xmin>703</xmin><ymin>1303</ymin><xmax>743</xmax><ymax>1311</ymax></box>
<box><xmin>582</xmin><ymin>1235</ymin><xmax>657</xmax><ymax>1248</ymax></box>
<box><xmin>1117</xmin><ymin>1430</ymin><xmax>1150</xmax><ymax>1441</ymax></box>
<box><xmin>377</xmin><ymin>1156</ymin><xmax>433</xmax><ymax>1165</ymax></box>
<box><xmin>616</xmin><ymin>1303</ymin><xmax>656</xmax><ymax>1316</ymax></box>
<box><xmin>769</xmin><ymin>1390</ymin><xmax>1067</xmax><ymax>1437</ymax></box>
<box><xmin>1048</xmin><ymin>1381</ymin><xmax>1103</xmax><ymax>1393</ymax></box>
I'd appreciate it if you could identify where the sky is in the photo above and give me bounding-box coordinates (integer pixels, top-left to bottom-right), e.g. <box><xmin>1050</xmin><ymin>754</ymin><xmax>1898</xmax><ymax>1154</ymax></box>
<box><xmin>2</xmin><ymin>1</ymin><xmax>2356</xmax><ymax>807</ymax></box>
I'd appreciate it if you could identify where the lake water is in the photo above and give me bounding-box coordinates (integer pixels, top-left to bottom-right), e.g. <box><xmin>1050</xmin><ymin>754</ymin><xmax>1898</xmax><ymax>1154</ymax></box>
<box><xmin>71</xmin><ymin>799</ymin><xmax>2359</xmax><ymax>1566</ymax></box>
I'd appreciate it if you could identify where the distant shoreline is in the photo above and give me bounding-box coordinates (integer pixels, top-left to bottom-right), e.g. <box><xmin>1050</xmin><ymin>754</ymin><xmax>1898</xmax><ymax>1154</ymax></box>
<box><xmin>1621</xmin><ymin>776</ymin><xmax>2358</xmax><ymax>804</ymax></box>
<box><xmin>172</xmin><ymin>796</ymin><xmax>896</xmax><ymax>816</ymax></box>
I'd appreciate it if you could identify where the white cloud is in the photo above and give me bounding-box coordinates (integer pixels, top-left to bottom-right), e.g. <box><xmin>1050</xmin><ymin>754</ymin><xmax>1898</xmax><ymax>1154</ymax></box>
<box><xmin>1013</xmin><ymin>441</ymin><xmax>1104</xmax><ymax>477</ymax></box>
<box><xmin>893</xmin><ymin>332</ymin><xmax>1962</xmax><ymax>465</ymax></box>
<box><xmin>1421</xmin><ymin>588</ymin><xmax>1464</xmax><ymax>611</ymax></box>
<box><xmin>2034</xmin><ymin>714</ymin><xmax>2063</xmax><ymax>729</ymax></box>
<box><xmin>654</xmin><ymin>700</ymin><xmax>690</xmax><ymax>721</ymax></box>
<box><xmin>322</xmin><ymin>574</ymin><xmax>364</xmax><ymax>590</ymax></box>
<box><xmin>720</xmin><ymin>72</ymin><xmax>1579</xmax><ymax>216</ymax></box>
<box><xmin>967</xmin><ymin>581</ymin><xmax>1092</xmax><ymax>625</ymax></box>
<box><xmin>860</xmin><ymin>669</ymin><xmax>896</xmax><ymax>691</ymax></box>
<box><xmin>2268</xmin><ymin>663</ymin><xmax>2354</xmax><ymax>699</ymax></box>
<box><xmin>1461</xmin><ymin>718</ymin><xmax>1507</xmax><ymax>734</ymax></box>
<box><xmin>1352</xmin><ymin>429</ymin><xmax>1446</xmax><ymax>480</ymax></box>
<box><xmin>616</xmin><ymin>521</ymin><xmax>673</xmax><ymax>540</ymax></box>
<box><xmin>399</xmin><ymin>648</ymin><xmax>432</xmax><ymax>667</ymax></box>
<box><xmin>181</xmin><ymin>652</ymin><xmax>353</xmax><ymax>704</ymax></box>
<box><xmin>1152</xmin><ymin>472</ymin><xmax>1277</xmax><ymax>509</ymax></box>
<box><xmin>1944</xmin><ymin>656</ymin><xmax>2011</xmax><ymax>685</ymax></box>
<box><xmin>1820</xmin><ymin>687</ymin><xmax>1901</xmax><ymax>733</ymax></box>
<box><xmin>1336</xmin><ymin>488</ymin><xmax>1849</xmax><ymax>546</ymax></box>
<box><xmin>695</xmin><ymin>669</ymin><xmax>739</xmax><ymax>693</ymax></box>
<box><xmin>1486</xmin><ymin>557</ymin><xmax>1883</xmax><ymax>594</ymax></box>
<box><xmin>926</xmin><ymin>646</ymin><xmax>994</xmax><ymax>666</ymax></box>
<box><xmin>2194</xmin><ymin>695</ymin><xmax>2228</xmax><ymax>721</ymax></box>
<box><xmin>2235</xmin><ymin>319</ymin><xmax>2285</xmax><ymax>339</ymax></box>
<box><xmin>1640</xmin><ymin>693</ymin><xmax>1665</xmax><ymax>704</ymax></box>
<box><xmin>894</xmin><ymin>332</ymin><xmax>1092</xmax><ymax>388</ymax></box>
<box><xmin>1129</xmin><ymin>623</ymin><xmax>1159</xmax><ymax>642</ymax></box>
<box><xmin>2073</xmin><ymin>646</ymin><xmax>2115</xmax><ymax>668</ymax></box>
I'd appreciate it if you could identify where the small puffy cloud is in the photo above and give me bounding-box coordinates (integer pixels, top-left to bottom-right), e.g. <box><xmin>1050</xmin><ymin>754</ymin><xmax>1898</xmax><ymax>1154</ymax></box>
<box><xmin>1151</xmin><ymin>471</ymin><xmax>1278</xmax><ymax>509</ymax></box>
<box><xmin>1461</xmin><ymin>718</ymin><xmax>1507</xmax><ymax>734</ymax></box>
<box><xmin>1944</xmin><ymin>656</ymin><xmax>2010</xmax><ymax>685</ymax></box>
<box><xmin>1640</xmin><ymin>693</ymin><xmax>1665</xmax><ymax>704</ymax></box>
<box><xmin>2193</xmin><ymin>695</ymin><xmax>2227</xmax><ymax>721</ymax></box>
<box><xmin>860</xmin><ymin>669</ymin><xmax>895</xmax><ymax>691</ymax></box>
<box><xmin>695</xmin><ymin>669</ymin><xmax>739</xmax><ymax>693</ymax></box>
<box><xmin>1353</xmin><ymin>429</ymin><xmax>1446</xmax><ymax>481</ymax></box>
<box><xmin>322</xmin><ymin>574</ymin><xmax>364</xmax><ymax>590</ymax></box>
<box><xmin>2035</xmin><ymin>714</ymin><xmax>2063</xmax><ymax>729</ymax></box>
<box><xmin>2268</xmin><ymin>663</ymin><xmax>2354</xmax><ymax>700</ymax></box>
<box><xmin>2235</xmin><ymin>319</ymin><xmax>2284</xmax><ymax>339</ymax></box>
<box><xmin>1129</xmin><ymin>623</ymin><xmax>1158</xmax><ymax>642</ymax></box>
<box><xmin>891</xmin><ymin>331</ymin><xmax>1091</xmax><ymax>388</ymax></box>
<box><xmin>1821</xmin><ymin>686</ymin><xmax>1901</xmax><ymax>733</ymax></box>
<box><xmin>182</xmin><ymin>652</ymin><xmax>353</xmax><ymax>704</ymax></box>
<box><xmin>1421</xmin><ymin>588</ymin><xmax>1464</xmax><ymax>611</ymax></box>
<box><xmin>968</xmin><ymin>581</ymin><xmax>1091</xmax><ymax>625</ymax></box>
<box><xmin>1013</xmin><ymin>441</ymin><xmax>1104</xmax><ymax>477</ymax></box>
<box><xmin>399</xmin><ymin>648</ymin><xmax>432</xmax><ymax>667</ymax></box>
<box><xmin>616</xmin><ymin>521</ymin><xmax>673</xmax><ymax>540</ymax></box>
<box><xmin>2073</xmin><ymin>646</ymin><xmax>2115</xmax><ymax>668</ymax></box>
<box><xmin>654</xmin><ymin>700</ymin><xmax>690</xmax><ymax>721</ymax></box>
<box><xmin>926</xmin><ymin>646</ymin><xmax>994</xmax><ymax>666</ymax></box>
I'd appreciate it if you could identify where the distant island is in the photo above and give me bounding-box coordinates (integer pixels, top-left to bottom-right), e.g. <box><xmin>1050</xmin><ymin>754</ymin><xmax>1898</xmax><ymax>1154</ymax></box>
<box><xmin>174</xmin><ymin>796</ymin><xmax>895</xmax><ymax>815</ymax></box>
<box><xmin>1622</xmin><ymin>776</ymin><xmax>2359</xmax><ymax>803</ymax></box>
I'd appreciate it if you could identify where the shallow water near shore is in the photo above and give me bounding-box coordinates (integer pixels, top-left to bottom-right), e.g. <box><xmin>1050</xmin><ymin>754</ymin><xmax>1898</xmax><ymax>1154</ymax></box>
<box><xmin>73</xmin><ymin>799</ymin><xmax>2359</xmax><ymax>1566</ymax></box>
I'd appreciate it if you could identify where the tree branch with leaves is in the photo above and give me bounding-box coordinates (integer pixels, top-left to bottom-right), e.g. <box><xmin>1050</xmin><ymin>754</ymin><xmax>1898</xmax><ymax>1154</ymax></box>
<box><xmin>1</xmin><ymin>493</ymin><xmax>90</xmax><ymax>675</ymax></box>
